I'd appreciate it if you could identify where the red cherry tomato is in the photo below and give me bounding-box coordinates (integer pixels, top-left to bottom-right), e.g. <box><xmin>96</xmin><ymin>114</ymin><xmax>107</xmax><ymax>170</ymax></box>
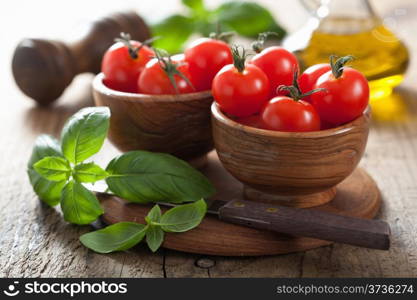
<box><xmin>138</xmin><ymin>57</ymin><xmax>194</xmax><ymax>95</ymax></box>
<box><xmin>298</xmin><ymin>63</ymin><xmax>331</xmax><ymax>102</ymax></box>
<box><xmin>184</xmin><ymin>38</ymin><xmax>233</xmax><ymax>91</ymax></box>
<box><xmin>170</xmin><ymin>53</ymin><xmax>185</xmax><ymax>63</ymax></box>
<box><xmin>320</xmin><ymin>120</ymin><xmax>334</xmax><ymax>130</ymax></box>
<box><xmin>212</xmin><ymin>64</ymin><xmax>270</xmax><ymax>118</ymax></box>
<box><xmin>311</xmin><ymin>67</ymin><xmax>369</xmax><ymax>125</ymax></box>
<box><xmin>102</xmin><ymin>39</ymin><xmax>154</xmax><ymax>93</ymax></box>
<box><xmin>261</xmin><ymin>97</ymin><xmax>320</xmax><ymax>132</ymax></box>
<box><xmin>235</xmin><ymin>114</ymin><xmax>265</xmax><ymax>129</ymax></box>
<box><xmin>250</xmin><ymin>46</ymin><xmax>299</xmax><ymax>96</ymax></box>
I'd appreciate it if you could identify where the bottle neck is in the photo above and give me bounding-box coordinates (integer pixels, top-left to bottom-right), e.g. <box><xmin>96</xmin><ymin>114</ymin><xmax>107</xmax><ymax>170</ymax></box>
<box><xmin>314</xmin><ymin>0</ymin><xmax>379</xmax><ymax>34</ymax></box>
<box><xmin>319</xmin><ymin>0</ymin><xmax>375</xmax><ymax>18</ymax></box>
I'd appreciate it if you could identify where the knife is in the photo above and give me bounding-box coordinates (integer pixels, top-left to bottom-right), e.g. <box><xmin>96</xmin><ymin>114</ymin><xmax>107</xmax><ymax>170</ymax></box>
<box><xmin>214</xmin><ymin>198</ymin><xmax>390</xmax><ymax>250</ymax></box>
<box><xmin>94</xmin><ymin>189</ymin><xmax>390</xmax><ymax>250</ymax></box>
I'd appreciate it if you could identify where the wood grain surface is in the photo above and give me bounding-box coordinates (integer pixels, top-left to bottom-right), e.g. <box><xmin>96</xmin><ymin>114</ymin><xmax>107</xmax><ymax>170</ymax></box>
<box><xmin>1</xmin><ymin>0</ymin><xmax>417</xmax><ymax>278</ymax></box>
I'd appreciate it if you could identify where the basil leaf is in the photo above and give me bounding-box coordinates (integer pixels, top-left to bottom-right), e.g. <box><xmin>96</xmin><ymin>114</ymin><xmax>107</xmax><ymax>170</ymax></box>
<box><xmin>146</xmin><ymin>225</ymin><xmax>164</xmax><ymax>252</ymax></box>
<box><xmin>151</xmin><ymin>15</ymin><xmax>195</xmax><ymax>54</ymax></box>
<box><xmin>106</xmin><ymin>151</ymin><xmax>215</xmax><ymax>204</ymax></box>
<box><xmin>28</xmin><ymin>169</ymin><xmax>66</xmax><ymax>207</ymax></box>
<box><xmin>33</xmin><ymin>156</ymin><xmax>71</xmax><ymax>182</ymax></box>
<box><xmin>27</xmin><ymin>135</ymin><xmax>66</xmax><ymax>206</ymax></box>
<box><xmin>61</xmin><ymin>107</ymin><xmax>110</xmax><ymax>164</ymax></box>
<box><xmin>182</xmin><ymin>0</ymin><xmax>205</xmax><ymax>13</ymax></box>
<box><xmin>146</xmin><ymin>205</ymin><xmax>162</xmax><ymax>223</ymax></box>
<box><xmin>73</xmin><ymin>162</ymin><xmax>108</xmax><ymax>183</ymax></box>
<box><xmin>61</xmin><ymin>180</ymin><xmax>103</xmax><ymax>225</ymax></box>
<box><xmin>160</xmin><ymin>199</ymin><xmax>207</xmax><ymax>232</ymax></box>
<box><xmin>215</xmin><ymin>1</ymin><xmax>286</xmax><ymax>39</ymax></box>
<box><xmin>80</xmin><ymin>222</ymin><xmax>147</xmax><ymax>253</ymax></box>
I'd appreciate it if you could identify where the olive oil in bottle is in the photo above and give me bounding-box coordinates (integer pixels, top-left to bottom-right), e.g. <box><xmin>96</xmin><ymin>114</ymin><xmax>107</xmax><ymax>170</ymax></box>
<box><xmin>299</xmin><ymin>18</ymin><xmax>409</xmax><ymax>100</ymax></box>
<box><xmin>284</xmin><ymin>0</ymin><xmax>409</xmax><ymax>101</ymax></box>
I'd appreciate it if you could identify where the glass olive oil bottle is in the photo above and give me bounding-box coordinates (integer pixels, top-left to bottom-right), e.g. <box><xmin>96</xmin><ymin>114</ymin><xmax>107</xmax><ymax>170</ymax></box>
<box><xmin>284</xmin><ymin>0</ymin><xmax>409</xmax><ymax>101</ymax></box>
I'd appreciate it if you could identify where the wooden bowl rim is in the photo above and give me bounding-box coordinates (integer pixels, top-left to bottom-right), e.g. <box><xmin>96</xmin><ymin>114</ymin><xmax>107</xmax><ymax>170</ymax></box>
<box><xmin>93</xmin><ymin>73</ymin><xmax>212</xmax><ymax>103</ymax></box>
<box><xmin>211</xmin><ymin>102</ymin><xmax>370</xmax><ymax>139</ymax></box>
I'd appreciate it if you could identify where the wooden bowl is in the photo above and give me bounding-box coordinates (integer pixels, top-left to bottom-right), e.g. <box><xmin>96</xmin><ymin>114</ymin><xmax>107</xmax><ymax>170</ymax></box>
<box><xmin>211</xmin><ymin>103</ymin><xmax>371</xmax><ymax>208</ymax></box>
<box><xmin>93</xmin><ymin>73</ymin><xmax>214</xmax><ymax>168</ymax></box>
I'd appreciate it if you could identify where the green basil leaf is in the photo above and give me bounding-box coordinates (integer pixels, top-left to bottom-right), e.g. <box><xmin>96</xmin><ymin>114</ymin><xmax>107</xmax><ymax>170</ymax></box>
<box><xmin>33</xmin><ymin>156</ymin><xmax>71</xmax><ymax>182</ymax></box>
<box><xmin>27</xmin><ymin>135</ymin><xmax>66</xmax><ymax>206</ymax></box>
<box><xmin>182</xmin><ymin>0</ymin><xmax>205</xmax><ymax>13</ymax></box>
<box><xmin>61</xmin><ymin>180</ymin><xmax>103</xmax><ymax>225</ymax></box>
<box><xmin>80</xmin><ymin>222</ymin><xmax>147</xmax><ymax>253</ymax></box>
<box><xmin>106</xmin><ymin>151</ymin><xmax>215</xmax><ymax>204</ymax></box>
<box><xmin>146</xmin><ymin>205</ymin><xmax>162</xmax><ymax>223</ymax></box>
<box><xmin>146</xmin><ymin>225</ymin><xmax>164</xmax><ymax>252</ymax></box>
<box><xmin>28</xmin><ymin>169</ymin><xmax>66</xmax><ymax>207</ymax></box>
<box><xmin>73</xmin><ymin>162</ymin><xmax>108</xmax><ymax>183</ymax></box>
<box><xmin>61</xmin><ymin>107</ymin><xmax>110</xmax><ymax>164</ymax></box>
<box><xmin>160</xmin><ymin>199</ymin><xmax>207</xmax><ymax>232</ymax></box>
<box><xmin>151</xmin><ymin>15</ymin><xmax>195</xmax><ymax>54</ymax></box>
<box><xmin>214</xmin><ymin>1</ymin><xmax>286</xmax><ymax>39</ymax></box>
<box><xmin>28</xmin><ymin>134</ymin><xmax>63</xmax><ymax>167</ymax></box>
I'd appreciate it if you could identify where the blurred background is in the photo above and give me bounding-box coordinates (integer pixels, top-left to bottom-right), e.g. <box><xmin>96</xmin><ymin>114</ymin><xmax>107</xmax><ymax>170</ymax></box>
<box><xmin>1</xmin><ymin>0</ymin><xmax>416</xmax><ymax>119</ymax></box>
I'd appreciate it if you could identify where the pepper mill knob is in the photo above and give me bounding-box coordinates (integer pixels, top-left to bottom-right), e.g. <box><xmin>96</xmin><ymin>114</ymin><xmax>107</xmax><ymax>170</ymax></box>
<box><xmin>12</xmin><ymin>11</ymin><xmax>151</xmax><ymax>105</ymax></box>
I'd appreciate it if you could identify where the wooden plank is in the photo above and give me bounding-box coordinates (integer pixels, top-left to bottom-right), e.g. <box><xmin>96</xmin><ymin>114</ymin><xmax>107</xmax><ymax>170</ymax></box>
<box><xmin>99</xmin><ymin>166</ymin><xmax>383</xmax><ymax>256</ymax></box>
<box><xmin>164</xmin><ymin>251</ymin><xmax>210</xmax><ymax>278</ymax></box>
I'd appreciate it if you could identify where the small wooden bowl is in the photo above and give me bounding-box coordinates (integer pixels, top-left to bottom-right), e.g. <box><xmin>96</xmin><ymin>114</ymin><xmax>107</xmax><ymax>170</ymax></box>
<box><xmin>93</xmin><ymin>73</ymin><xmax>214</xmax><ymax>168</ymax></box>
<box><xmin>211</xmin><ymin>103</ymin><xmax>371</xmax><ymax>208</ymax></box>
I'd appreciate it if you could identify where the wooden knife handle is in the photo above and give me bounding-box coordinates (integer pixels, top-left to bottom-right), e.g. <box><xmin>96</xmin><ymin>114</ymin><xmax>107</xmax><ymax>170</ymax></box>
<box><xmin>12</xmin><ymin>11</ymin><xmax>151</xmax><ymax>105</ymax></box>
<box><xmin>218</xmin><ymin>200</ymin><xmax>390</xmax><ymax>250</ymax></box>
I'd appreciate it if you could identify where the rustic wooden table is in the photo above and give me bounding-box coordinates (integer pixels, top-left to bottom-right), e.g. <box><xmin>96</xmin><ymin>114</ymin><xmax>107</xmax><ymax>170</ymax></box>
<box><xmin>1</xmin><ymin>0</ymin><xmax>416</xmax><ymax>277</ymax></box>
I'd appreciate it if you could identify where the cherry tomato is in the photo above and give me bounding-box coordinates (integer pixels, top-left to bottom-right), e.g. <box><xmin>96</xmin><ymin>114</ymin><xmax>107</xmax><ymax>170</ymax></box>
<box><xmin>235</xmin><ymin>114</ymin><xmax>265</xmax><ymax>129</ymax></box>
<box><xmin>311</xmin><ymin>67</ymin><xmax>369</xmax><ymax>125</ymax></box>
<box><xmin>250</xmin><ymin>46</ymin><xmax>299</xmax><ymax>96</ymax></box>
<box><xmin>298</xmin><ymin>63</ymin><xmax>331</xmax><ymax>102</ymax></box>
<box><xmin>171</xmin><ymin>53</ymin><xmax>185</xmax><ymax>62</ymax></box>
<box><xmin>320</xmin><ymin>120</ymin><xmax>334</xmax><ymax>130</ymax></box>
<box><xmin>102</xmin><ymin>36</ymin><xmax>154</xmax><ymax>93</ymax></box>
<box><xmin>212</xmin><ymin>64</ymin><xmax>270</xmax><ymax>118</ymax></box>
<box><xmin>138</xmin><ymin>56</ymin><xmax>194</xmax><ymax>95</ymax></box>
<box><xmin>184</xmin><ymin>38</ymin><xmax>233</xmax><ymax>91</ymax></box>
<box><xmin>261</xmin><ymin>97</ymin><xmax>320</xmax><ymax>132</ymax></box>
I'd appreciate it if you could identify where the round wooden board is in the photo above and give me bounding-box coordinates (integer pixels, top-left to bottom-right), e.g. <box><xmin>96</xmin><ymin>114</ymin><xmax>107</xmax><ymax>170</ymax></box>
<box><xmin>100</xmin><ymin>151</ymin><xmax>381</xmax><ymax>256</ymax></box>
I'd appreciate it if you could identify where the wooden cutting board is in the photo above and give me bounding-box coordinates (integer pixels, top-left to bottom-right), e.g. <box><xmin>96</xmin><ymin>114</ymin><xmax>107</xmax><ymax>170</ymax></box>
<box><xmin>99</xmin><ymin>151</ymin><xmax>381</xmax><ymax>256</ymax></box>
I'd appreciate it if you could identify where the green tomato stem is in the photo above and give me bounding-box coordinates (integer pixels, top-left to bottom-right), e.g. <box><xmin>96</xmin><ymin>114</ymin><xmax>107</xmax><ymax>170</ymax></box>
<box><xmin>251</xmin><ymin>31</ymin><xmax>279</xmax><ymax>53</ymax></box>
<box><xmin>330</xmin><ymin>55</ymin><xmax>354</xmax><ymax>79</ymax></box>
<box><xmin>277</xmin><ymin>69</ymin><xmax>326</xmax><ymax>101</ymax></box>
<box><xmin>115</xmin><ymin>32</ymin><xmax>159</xmax><ymax>60</ymax></box>
<box><xmin>153</xmin><ymin>49</ymin><xmax>195</xmax><ymax>94</ymax></box>
<box><xmin>231</xmin><ymin>45</ymin><xmax>248</xmax><ymax>73</ymax></box>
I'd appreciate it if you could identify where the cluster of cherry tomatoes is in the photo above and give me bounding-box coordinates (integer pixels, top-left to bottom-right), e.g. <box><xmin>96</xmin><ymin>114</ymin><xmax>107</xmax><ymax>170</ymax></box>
<box><xmin>101</xmin><ymin>32</ymin><xmax>369</xmax><ymax>133</ymax></box>
<box><xmin>101</xmin><ymin>32</ymin><xmax>232</xmax><ymax>95</ymax></box>
<box><xmin>212</xmin><ymin>36</ymin><xmax>370</xmax><ymax>132</ymax></box>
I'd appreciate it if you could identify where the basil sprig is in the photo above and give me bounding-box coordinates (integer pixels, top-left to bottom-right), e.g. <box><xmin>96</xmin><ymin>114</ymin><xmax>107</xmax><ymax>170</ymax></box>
<box><xmin>152</xmin><ymin>0</ymin><xmax>286</xmax><ymax>53</ymax></box>
<box><xmin>80</xmin><ymin>199</ymin><xmax>206</xmax><ymax>253</ymax></box>
<box><xmin>27</xmin><ymin>107</ymin><xmax>214</xmax><ymax>253</ymax></box>
<box><xmin>29</xmin><ymin>107</ymin><xmax>110</xmax><ymax>225</ymax></box>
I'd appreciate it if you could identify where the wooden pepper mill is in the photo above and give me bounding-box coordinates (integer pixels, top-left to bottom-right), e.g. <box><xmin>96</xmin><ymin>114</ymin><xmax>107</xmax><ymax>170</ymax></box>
<box><xmin>12</xmin><ymin>11</ymin><xmax>151</xmax><ymax>105</ymax></box>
